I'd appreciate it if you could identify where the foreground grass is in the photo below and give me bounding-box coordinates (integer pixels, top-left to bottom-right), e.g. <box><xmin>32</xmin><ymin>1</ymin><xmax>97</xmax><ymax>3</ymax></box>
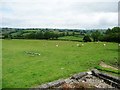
<box><xmin>2</xmin><ymin>39</ymin><xmax>118</xmax><ymax>88</ymax></box>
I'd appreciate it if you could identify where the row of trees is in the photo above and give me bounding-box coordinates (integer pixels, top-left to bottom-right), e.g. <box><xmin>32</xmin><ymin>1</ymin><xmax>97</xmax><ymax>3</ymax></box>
<box><xmin>27</xmin><ymin>31</ymin><xmax>62</xmax><ymax>39</ymax></box>
<box><xmin>102</xmin><ymin>27</ymin><xmax>120</xmax><ymax>42</ymax></box>
<box><xmin>83</xmin><ymin>27</ymin><xmax>120</xmax><ymax>42</ymax></box>
<box><xmin>3</xmin><ymin>30</ymin><xmax>77</xmax><ymax>40</ymax></box>
<box><xmin>2</xmin><ymin>27</ymin><xmax>120</xmax><ymax>42</ymax></box>
<box><xmin>4</xmin><ymin>31</ymin><xmax>61</xmax><ymax>40</ymax></box>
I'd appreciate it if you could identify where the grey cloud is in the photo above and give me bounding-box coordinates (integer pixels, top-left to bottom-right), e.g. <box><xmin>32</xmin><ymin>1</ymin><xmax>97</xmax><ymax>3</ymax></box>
<box><xmin>2</xmin><ymin>17</ymin><xmax>25</xmax><ymax>27</ymax></box>
<box><xmin>71</xmin><ymin>2</ymin><xmax>118</xmax><ymax>13</ymax></box>
<box><xmin>1</xmin><ymin>1</ymin><xmax>118</xmax><ymax>29</ymax></box>
<box><xmin>99</xmin><ymin>18</ymin><xmax>117</xmax><ymax>27</ymax></box>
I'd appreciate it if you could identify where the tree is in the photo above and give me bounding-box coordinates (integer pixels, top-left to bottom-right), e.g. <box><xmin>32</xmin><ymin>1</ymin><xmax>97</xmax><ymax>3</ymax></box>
<box><xmin>61</xmin><ymin>32</ymin><xmax>65</xmax><ymax>36</ymax></box>
<box><xmin>72</xmin><ymin>31</ymin><xmax>75</xmax><ymax>36</ymax></box>
<box><xmin>35</xmin><ymin>31</ymin><xmax>44</xmax><ymax>39</ymax></box>
<box><xmin>44</xmin><ymin>31</ymin><xmax>51</xmax><ymax>39</ymax></box>
<box><xmin>66</xmin><ymin>32</ymin><xmax>69</xmax><ymax>36</ymax></box>
<box><xmin>54</xmin><ymin>33</ymin><xmax>59</xmax><ymax>39</ymax></box>
<box><xmin>91</xmin><ymin>30</ymin><xmax>101</xmax><ymax>41</ymax></box>
<box><xmin>99</xmin><ymin>27</ymin><xmax>120</xmax><ymax>42</ymax></box>
<box><xmin>83</xmin><ymin>35</ymin><xmax>91</xmax><ymax>42</ymax></box>
<box><xmin>25</xmin><ymin>32</ymin><xmax>36</xmax><ymax>39</ymax></box>
<box><xmin>105</xmin><ymin>28</ymin><xmax>111</xmax><ymax>34</ymax></box>
<box><xmin>4</xmin><ymin>33</ymin><xmax>9</xmax><ymax>39</ymax></box>
<box><xmin>3</xmin><ymin>33</ymin><xmax>12</xmax><ymax>39</ymax></box>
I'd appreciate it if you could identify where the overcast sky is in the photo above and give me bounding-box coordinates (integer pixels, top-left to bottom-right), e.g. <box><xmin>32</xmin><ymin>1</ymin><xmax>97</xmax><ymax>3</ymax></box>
<box><xmin>0</xmin><ymin>0</ymin><xmax>119</xmax><ymax>29</ymax></box>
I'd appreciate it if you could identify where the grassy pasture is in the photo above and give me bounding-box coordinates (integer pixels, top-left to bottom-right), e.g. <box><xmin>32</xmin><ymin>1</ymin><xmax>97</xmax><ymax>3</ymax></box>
<box><xmin>2</xmin><ymin>39</ymin><xmax>118</xmax><ymax>88</ymax></box>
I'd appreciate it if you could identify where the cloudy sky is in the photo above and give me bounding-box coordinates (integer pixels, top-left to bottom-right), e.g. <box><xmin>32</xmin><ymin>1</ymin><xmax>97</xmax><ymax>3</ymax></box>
<box><xmin>0</xmin><ymin>0</ymin><xmax>119</xmax><ymax>29</ymax></box>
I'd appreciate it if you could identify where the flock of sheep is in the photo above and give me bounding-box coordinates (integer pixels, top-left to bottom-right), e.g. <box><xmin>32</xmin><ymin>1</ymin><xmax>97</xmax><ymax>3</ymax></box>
<box><xmin>55</xmin><ymin>43</ymin><xmax>108</xmax><ymax>47</ymax></box>
<box><xmin>25</xmin><ymin>42</ymin><xmax>120</xmax><ymax>57</ymax></box>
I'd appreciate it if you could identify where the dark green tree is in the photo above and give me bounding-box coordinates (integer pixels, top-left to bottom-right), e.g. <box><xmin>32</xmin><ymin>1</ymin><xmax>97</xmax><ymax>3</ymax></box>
<box><xmin>44</xmin><ymin>31</ymin><xmax>51</xmax><ymax>39</ymax></box>
<box><xmin>72</xmin><ymin>31</ymin><xmax>75</xmax><ymax>36</ymax></box>
<box><xmin>83</xmin><ymin>35</ymin><xmax>92</xmax><ymax>42</ymax></box>
<box><xmin>35</xmin><ymin>31</ymin><xmax>44</xmax><ymax>39</ymax></box>
<box><xmin>66</xmin><ymin>32</ymin><xmax>69</xmax><ymax>36</ymax></box>
<box><xmin>91</xmin><ymin>30</ymin><xmax>101</xmax><ymax>41</ymax></box>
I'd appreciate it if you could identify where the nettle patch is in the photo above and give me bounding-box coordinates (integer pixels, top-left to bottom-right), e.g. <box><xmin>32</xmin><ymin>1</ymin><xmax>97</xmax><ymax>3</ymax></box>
<box><xmin>25</xmin><ymin>51</ymin><xmax>41</xmax><ymax>57</ymax></box>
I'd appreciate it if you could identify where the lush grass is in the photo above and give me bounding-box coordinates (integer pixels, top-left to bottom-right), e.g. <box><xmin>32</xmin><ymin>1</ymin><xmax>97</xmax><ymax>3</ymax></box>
<box><xmin>2</xmin><ymin>39</ymin><xmax>118</xmax><ymax>88</ymax></box>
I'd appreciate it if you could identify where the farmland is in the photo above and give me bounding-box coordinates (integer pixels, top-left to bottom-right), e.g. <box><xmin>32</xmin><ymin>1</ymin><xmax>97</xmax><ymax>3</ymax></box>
<box><xmin>2</xmin><ymin>39</ymin><xmax>118</xmax><ymax>88</ymax></box>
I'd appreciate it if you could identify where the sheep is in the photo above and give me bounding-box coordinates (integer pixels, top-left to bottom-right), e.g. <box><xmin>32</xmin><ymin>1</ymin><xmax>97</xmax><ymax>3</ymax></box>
<box><xmin>76</xmin><ymin>44</ymin><xmax>80</xmax><ymax>47</ymax></box>
<box><xmin>81</xmin><ymin>44</ymin><xmax>84</xmax><ymax>46</ymax></box>
<box><xmin>103</xmin><ymin>44</ymin><xmax>106</xmax><ymax>46</ymax></box>
<box><xmin>56</xmin><ymin>45</ymin><xmax>59</xmax><ymax>47</ymax></box>
<box><xmin>119</xmin><ymin>44</ymin><xmax>120</xmax><ymax>46</ymax></box>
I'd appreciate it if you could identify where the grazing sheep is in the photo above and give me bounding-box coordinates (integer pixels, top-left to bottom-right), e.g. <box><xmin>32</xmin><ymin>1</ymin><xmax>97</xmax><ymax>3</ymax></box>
<box><xmin>119</xmin><ymin>44</ymin><xmax>120</xmax><ymax>46</ymax></box>
<box><xmin>81</xmin><ymin>44</ymin><xmax>84</xmax><ymax>46</ymax></box>
<box><xmin>103</xmin><ymin>44</ymin><xmax>106</xmax><ymax>46</ymax></box>
<box><xmin>56</xmin><ymin>45</ymin><xmax>59</xmax><ymax>47</ymax></box>
<box><xmin>76</xmin><ymin>44</ymin><xmax>80</xmax><ymax>47</ymax></box>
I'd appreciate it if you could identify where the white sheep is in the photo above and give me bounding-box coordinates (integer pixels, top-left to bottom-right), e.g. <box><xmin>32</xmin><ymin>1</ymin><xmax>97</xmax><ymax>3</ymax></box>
<box><xmin>81</xmin><ymin>44</ymin><xmax>84</xmax><ymax>46</ymax></box>
<box><xmin>119</xmin><ymin>44</ymin><xmax>120</xmax><ymax>46</ymax></box>
<box><xmin>56</xmin><ymin>45</ymin><xmax>59</xmax><ymax>47</ymax></box>
<box><xmin>103</xmin><ymin>44</ymin><xmax>106</xmax><ymax>46</ymax></box>
<box><xmin>76</xmin><ymin>44</ymin><xmax>80</xmax><ymax>47</ymax></box>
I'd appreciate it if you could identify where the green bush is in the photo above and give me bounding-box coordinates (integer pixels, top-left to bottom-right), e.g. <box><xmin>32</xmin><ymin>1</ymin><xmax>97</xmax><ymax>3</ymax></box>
<box><xmin>83</xmin><ymin>35</ymin><xmax>91</xmax><ymax>42</ymax></box>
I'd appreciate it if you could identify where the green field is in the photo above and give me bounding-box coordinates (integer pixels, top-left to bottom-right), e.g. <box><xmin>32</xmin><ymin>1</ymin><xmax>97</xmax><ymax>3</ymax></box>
<box><xmin>2</xmin><ymin>39</ymin><xmax>118</xmax><ymax>88</ymax></box>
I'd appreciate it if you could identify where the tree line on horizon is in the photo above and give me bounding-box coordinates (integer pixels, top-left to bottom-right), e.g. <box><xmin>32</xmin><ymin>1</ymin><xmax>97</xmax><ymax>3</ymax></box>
<box><xmin>2</xmin><ymin>27</ymin><xmax>120</xmax><ymax>43</ymax></box>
